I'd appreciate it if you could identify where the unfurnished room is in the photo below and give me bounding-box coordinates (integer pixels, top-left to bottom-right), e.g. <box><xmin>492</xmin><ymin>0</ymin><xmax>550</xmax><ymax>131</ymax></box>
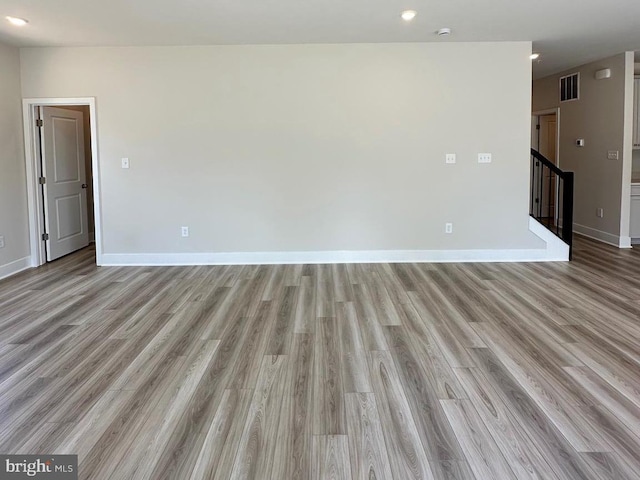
<box><xmin>1</xmin><ymin>1</ymin><xmax>640</xmax><ymax>479</ymax></box>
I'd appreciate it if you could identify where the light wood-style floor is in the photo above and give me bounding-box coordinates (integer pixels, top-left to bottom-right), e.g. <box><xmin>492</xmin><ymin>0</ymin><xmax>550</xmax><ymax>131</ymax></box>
<box><xmin>1</xmin><ymin>238</ymin><xmax>640</xmax><ymax>479</ymax></box>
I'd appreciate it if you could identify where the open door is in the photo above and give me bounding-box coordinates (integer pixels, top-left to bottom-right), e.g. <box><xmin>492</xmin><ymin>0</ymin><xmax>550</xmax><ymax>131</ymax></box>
<box><xmin>41</xmin><ymin>106</ymin><xmax>90</xmax><ymax>261</ymax></box>
<box><xmin>539</xmin><ymin>113</ymin><xmax>558</xmax><ymax>223</ymax></box>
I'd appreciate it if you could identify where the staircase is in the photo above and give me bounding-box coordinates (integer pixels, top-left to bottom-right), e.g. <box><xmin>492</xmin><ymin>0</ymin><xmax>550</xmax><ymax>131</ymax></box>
<box><xmin>530</xmin><ymin>148</ymin><xmax>574</xmax><ymax>259</ymax></box>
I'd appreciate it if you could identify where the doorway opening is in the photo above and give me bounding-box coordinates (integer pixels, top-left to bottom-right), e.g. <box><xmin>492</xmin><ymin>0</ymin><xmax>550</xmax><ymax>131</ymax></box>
<box><xmin>531</xmin><ymin>109</ymin><xmax>560</xmax><ymax>229</ymax></box>
<box><xmin>22</xmin><ymin>98</ymin><xmax>102</xmax><ymax>267</ymax></box>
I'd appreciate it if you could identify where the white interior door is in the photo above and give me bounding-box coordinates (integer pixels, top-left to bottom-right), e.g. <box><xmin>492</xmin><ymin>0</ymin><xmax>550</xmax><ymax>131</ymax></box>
<box><xmin>41</xmin><ymin>106</ymin><xmax>89</xmax><ymax>261</ymax></box>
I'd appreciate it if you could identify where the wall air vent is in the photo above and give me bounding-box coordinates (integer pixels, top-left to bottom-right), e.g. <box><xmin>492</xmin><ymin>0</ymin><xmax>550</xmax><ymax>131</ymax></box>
<box><xmin>559</xmin><ymin>72</ymin><xmax>579</xmax><ymax>102</ymax></box>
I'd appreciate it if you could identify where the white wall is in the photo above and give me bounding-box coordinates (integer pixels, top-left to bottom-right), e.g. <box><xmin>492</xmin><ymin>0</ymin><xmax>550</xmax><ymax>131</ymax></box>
<box><xmin>20</xmin><ymin>43</ymin><xmax>545</xmax><ymax>263</ymax></box>
<box><xmin>533</xmin><ymin>52</ymin><xmax>635</xmax><ymax>247</ymax></box>
<box><xmin>0</xmin><ymin>42</ymin><xmax>29</xmax><ymax>278</ymax></box>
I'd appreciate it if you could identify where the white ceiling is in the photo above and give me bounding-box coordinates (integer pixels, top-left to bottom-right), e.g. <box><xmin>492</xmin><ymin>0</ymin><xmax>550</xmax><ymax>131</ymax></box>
<box><xmin>1</xmin><ymin>0</ymin><xmax>639</xmax><ymax>78</ymax></box>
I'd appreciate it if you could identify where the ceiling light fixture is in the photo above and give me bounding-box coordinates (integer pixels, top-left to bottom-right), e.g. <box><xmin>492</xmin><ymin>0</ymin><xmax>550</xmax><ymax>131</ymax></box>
<box><xmin>6</xmin><ymin>16</ymin><xmax>28</xmax><ymax>26</ymax></box>
<box><xmin>401</xmin><ymin>10</ymin><xmax>417</xmax><ymax>21</ymax></box>
<box><xmin>436</xmin><ymin>27</ymin><xmax>451</xmax><ymax>36</ymax></box>
<box><xmin>530</xmin><ymin>53</ymin><xmax>540</xmax><ymax>60</ymax></box>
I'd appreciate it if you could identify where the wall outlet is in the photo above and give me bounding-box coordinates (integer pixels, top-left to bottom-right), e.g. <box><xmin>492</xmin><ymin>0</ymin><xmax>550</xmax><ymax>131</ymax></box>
<box><xmin>445</xmin><ymin>223</ymin><xmax>453</xmax><ymax>234</ymax></box>
<box><xmin>607</xmin><ymin>150</ymin><xmax>619</xmax><ymax>160</ymax></box>
<box><xmin>0</xmin><ymin>236</ymin><xmax>4</xmax><ymax>249</ymax></box>
<box><xmin>121</xmin><ymin>158</ymin><xmax>130</xmax><ymax>169</ymax></box>
<box><xmin>596</xmin><ymin>208</ymin><xmax>604</xmax><ymax>218</ymax></box>
<box><xmin>181</xmin><ymin>226</ymin><xmax>189</xmax><ymax>237</ymax></box>
<box><xmin>478</xmin><ymin>153</ymin><xmax>492</xmax><ymax>163</ymax></box>
<box><xmin>445</xmin><ymin>153</ymin><xmax>456</xmax><ymax>164</ymax></box>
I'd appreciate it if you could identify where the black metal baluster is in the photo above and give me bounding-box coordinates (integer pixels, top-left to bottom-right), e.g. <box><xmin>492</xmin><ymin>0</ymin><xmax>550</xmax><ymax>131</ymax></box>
<box><xmin>530</xmin><ymin>148</ymin><xmax>574</xmax><ymax>259</ymax></box>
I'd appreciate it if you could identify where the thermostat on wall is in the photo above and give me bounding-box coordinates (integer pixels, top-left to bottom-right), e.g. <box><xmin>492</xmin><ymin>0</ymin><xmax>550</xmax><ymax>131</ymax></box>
<box><xmin>576</xmin><ymin>139</ymin><xmax>585</xmax><ymax>147</ymax></box>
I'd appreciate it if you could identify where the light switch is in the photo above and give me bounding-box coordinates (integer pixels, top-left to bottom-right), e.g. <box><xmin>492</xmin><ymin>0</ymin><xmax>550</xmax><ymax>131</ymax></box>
<box><xmin>478</xmin><ymin>153</ymin><xmax>492</xmax><ymax>163</ymax></box>
<box><xmin>121</xmin><ymin>158</ymin><xmax>130</xmax><ymax>169</ymax></box>
<box><xmin>607</xmin><ymin>150</ymin><xmax>619</xmax><ymax>160</ymax></box>
<box><xmin>445</xmin><ymin>153</ymin><xmax>456</xmax><ymax>164</ymax></box>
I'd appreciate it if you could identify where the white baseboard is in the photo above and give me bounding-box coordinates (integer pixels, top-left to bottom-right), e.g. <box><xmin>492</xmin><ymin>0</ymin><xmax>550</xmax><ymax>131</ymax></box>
<box><xmin>619</xmin><ymin>236</ymin><xmax>632</xmax><ymax>249</ymax></box>
<box><xmin>97</xmin><ymin>218</ymin><xmax>568</xmax><ymax>267</ymax></box>
<box><xmin>573</xmin><ymin>223</ymin><xmax>627</xmax><ymax>248</ymax></box>
<box><xmin>0</xmin><ymin>256</ymin><xmax>32</xmax><ymax>281</ymax></box>
<box><xmin>100</xmin><ymin>248</ymin><xmax>560</xmax><ymax>266</ymax></box>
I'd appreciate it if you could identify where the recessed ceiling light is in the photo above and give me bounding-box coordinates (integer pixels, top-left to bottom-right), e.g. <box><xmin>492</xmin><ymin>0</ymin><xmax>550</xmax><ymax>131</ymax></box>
<box><xmin>401</xmin><ymin>10</ymin><xmax>417</xmax><ymax>21</ymax></box>
<box><xmin>530</xmin><ymin>53</ymin><xmax>540</xmax><ymax>60</ymax></box>
<box><xmin>436</xmin><ymin>27</ymin><xmax>451</xmax><ymax>36</ymax></box>
<box><xmin>6</xmin><ymin>16</ymin><xmax>28</xmax><ymax>26</ymax></box>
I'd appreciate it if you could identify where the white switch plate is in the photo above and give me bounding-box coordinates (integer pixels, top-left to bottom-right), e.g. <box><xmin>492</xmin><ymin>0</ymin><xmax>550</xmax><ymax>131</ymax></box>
<box><xmin>181</xmin><ymin>226</ymin><xmax>189</xmax><ymax>237</ymax></box>
<box><xmin>478</xmin><ymin>153</ymin><xmax>492</xmax><ymax>163</ymax></box>
<box><xmin>607</xmin><ymin>150</ymin><xmax>619</xmax><ymax>160</ymax></box>
<box><xmin>121</xmin><ymin>158</ymin><xmax>130</xmax><ymax>169</ymax></box>
<box><xmin>445</xmin><ymin>223</ymin><xmax>453</xmax><ymax>234</ymax></box>
<box><xmin>445</xmin><ymin>153</ymin><xmax>456</xmax><ymax>164</ymax></box>
<box><xmin>0</xmin><ymin>236</ymin><xmax>4</xmax><ymax>249</ymax></box>
<box><xmin>596</xmin><ymin>208</ymin><xmax>604</xmax><ymax>218</ymax></box>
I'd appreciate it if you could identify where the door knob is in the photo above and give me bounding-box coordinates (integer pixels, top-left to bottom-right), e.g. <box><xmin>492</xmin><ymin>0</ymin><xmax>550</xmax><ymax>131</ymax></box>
<box><xmin>81</xmin><ymin>184</ymin><xmax>88</xmax><ymax>189</ymax></box>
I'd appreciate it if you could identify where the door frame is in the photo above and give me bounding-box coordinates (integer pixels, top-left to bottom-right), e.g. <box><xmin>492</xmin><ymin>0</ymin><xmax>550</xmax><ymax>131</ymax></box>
<box><xmin>532</xmin><ymin>108</ymin><xmax>560</xmax><ymax>169</ymax></box>
<box><xmin>532</xmin><ymin>107</ymin><xmax>561</xmax><ymax>225</ymax></box>
<box><xmin>22</xmin><ymin>97</ymin><xmax>103</xmax><ymax>267</ymax></box>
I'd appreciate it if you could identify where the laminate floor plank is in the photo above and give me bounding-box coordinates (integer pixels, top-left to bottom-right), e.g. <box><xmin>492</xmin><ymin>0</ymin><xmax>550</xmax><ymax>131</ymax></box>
<box><xmin>344</xmin><ymin>392</ymin><xmax>393</xmax><ymax>480</ymax></box>
<box><xmin>440</xmin><ymin>399</ymin><xmax>517</xmax><ymax>480</ymax></box>
<box><xmin>383</xmin><ymin>326</ymin><xmax>468</xmax><ymax>475</ymax></box>
<box><xmin>368</xmin><ymin>349</ymin><xmax>435</xmax><ymax>480</ymax></box>
<box><xmin>311</xmin><ymin>435</ymin><xmax>352</xmax><ymax>480</ymax></box>
<box><xmin>294</xmin><ymin>275</ymin><xmax>316</xmax><ymax>334</ymax></box>
<box><xmin>0</xmin><ymin>239</ymin><xmax>638</xmax><ymax>479</ymax></box>
<box><xmin>229</xmin><ymin>355</ymin><xmax>289</xmax><ymax>480</ymax></box>
<box><xmin>453</xmin><ymin>367</ymin><xmax>559</xmax><ymax>479</ymax></box>
<box><xmin>313</xmin><ymin>317</ymin><xmax>347</xmax><ymax>435</ymax></box>
<box><xmin>336</xmin><ymin>302</ymin><xmax>372</xmax><ymax>393</ymax></box>
<box><xmin>398</xmin><ymin>301</ymin><xmax>467</xmax><ymax>400</ymax></box>
<box><xmin>273</xmin><ymin>333</ymin><xmax>315</xmax><ymax>480</ymax></box>
<box><xmin>471</xmin><ymin>322</ymin><xmax>610</xmax><ymax>452</ymax></box>
<box><xmin>192</xmin><ymin>388</ymin><xmax>254</xmax><ymax>480</ymax></box>
<box><xmin>468</xmin><ymin>348</ymin><xmax>602</xmax><ymax>480</ymax></box>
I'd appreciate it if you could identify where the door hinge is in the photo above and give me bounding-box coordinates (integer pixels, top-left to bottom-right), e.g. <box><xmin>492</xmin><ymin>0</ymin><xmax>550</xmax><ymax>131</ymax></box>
<box><xmin>536</xmin><ymin>124</ymin><xmax>540</xmax><ymax>130</ymax></box>
<box><xmin>38</xmin><ymin>176</ymin><xmax>46</xmax><ymax>185</ymax></box>
<box><xmin>42</xmin><ymin>233</ymin><xmax>49</xmax><ymax>241</ymax></box>
<box><xmin>36</xmin><ymin>119</ymin><xmax>43</xmax><ymax>127</ymax></box>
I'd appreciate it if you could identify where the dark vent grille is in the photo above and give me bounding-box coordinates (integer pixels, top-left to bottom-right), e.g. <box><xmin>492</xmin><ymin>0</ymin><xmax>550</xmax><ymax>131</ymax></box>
<box><xmin>560</xmin><ymin>73</ymin><xmax>579</xmax><ymax>102</ymax></box>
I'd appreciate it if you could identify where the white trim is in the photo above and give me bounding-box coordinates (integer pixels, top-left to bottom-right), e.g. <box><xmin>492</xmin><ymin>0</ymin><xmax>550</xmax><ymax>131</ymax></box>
<box><xmin>100</xmin><ymin>249</ymin><xmax>559</xmax><ymax>266</ymax></box>
<box><xmin>573</xmin><ymin>223</ymin><xmax>630</xmax><ymax>248</ymax></box>
<box><xmin>0</xmin><ymin>257</ymin><xmax>32</xmax><ymax>281</ymax></box>
<box><xmin>22</xmin><ymin>98</ymin><xmax>103</xmax><ymax>267</ymax></box>
<box><xmin>620</xmin><ymin>236</ymin><xmax>632</xmax><ymax>249</ymax></box>
<box><xmin>528</xmin><ymin>217</ymin><xmax>570</xmax><ymax>260</ymax></box>
<box><xmin>619</xmin><ymin>52</ymin><xmax>635</xmax><ymax>244</ymax></box>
